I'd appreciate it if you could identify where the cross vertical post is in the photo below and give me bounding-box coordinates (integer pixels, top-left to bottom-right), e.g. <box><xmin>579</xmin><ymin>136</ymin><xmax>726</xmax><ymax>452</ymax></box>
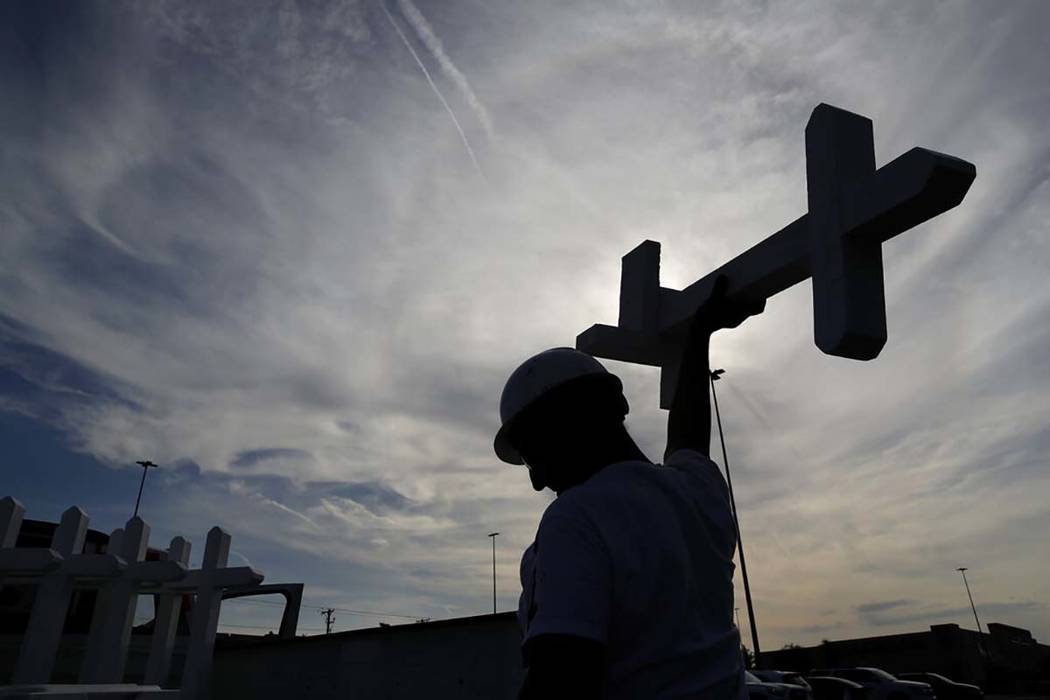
<box><xmin>0</xmin><ymin>496</ymin><xmax>58</xmax><ymax>581</ymax></box>
<box><xmin>144</xmin><ymin>536</ymin><xmax>192</xmax><ymax>686</ymax></box>
<box><xmin>182</xmin><ymin>527</ymin><xmax>230</xmax><ymax>700</ymax></box>
<box><xmin>806</xmin><ymin>104</ymin><xmax>885</xmax><ymax>358</ymax></box>
<box><xmin>179</xmin><ymin>526</ymin><xmax>262</xmax><ymax>700</ymax></box>
<box><xmin>0</xmin><ymin>497</ymin><xmax>61</xmax><ymax>585</ymax></box>
<box><xmin>80</xmin><ymin>526</ymin><xmax>124</xmax><ymax>680</ymax></box>
<box><xmin>81</xmin><ymin>517</ymin><xmax>150</xmax><ymax>683</ymax></box>
<box><xmin>0</xmin><ymin>496</ymin><xmax>25</xmax><ymax>549</ymax></box>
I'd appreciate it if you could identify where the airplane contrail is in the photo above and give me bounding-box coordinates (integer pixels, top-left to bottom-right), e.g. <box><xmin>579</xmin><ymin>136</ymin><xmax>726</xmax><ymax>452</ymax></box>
<box><xmin>379</xmin><ymin>1</ymin><xmax>484</xmax><ymax>176</ymax></box>
<box><xmin>396</xmin><ymin>0</ymin><xmax>495</xmax><ymax>141</ymax></box>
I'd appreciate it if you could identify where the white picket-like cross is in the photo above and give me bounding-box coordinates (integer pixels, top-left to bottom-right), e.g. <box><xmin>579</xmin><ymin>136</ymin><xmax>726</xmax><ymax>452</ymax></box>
<box><xmin>179</xmin><ymin>526</ymin><xmax>263</xmax><ymax>700</ymax></box>
<box><xmin>0</xmin><ymin>495</ymin><xmax>24</xmax><ymax>548</ymax></box>
<box><xmin>14</xmin><ymin>506</ymin><xmax>90</xmax><ymax>683</ymax></box>
<box><xmin>0</xmin><ymin>497</ymin><xmax>275</xmax><ymax>698</ymax></box>
<box><xmin>0</xmin><ymin>496</ymin><xmax>62</xmax><ymax>579</ymax></box>
<box><xmin>80</xmin><ymin>520</ymin><xmax>147</xmax><ymax>683</ymax></box>
<box><xmin>80</xmin><ymin>517</ymin><xmax>187</xmax><ymax>684</ymax></box>
<box><xmin>576</xmin><ymin>104</ymin><xmax>976</xmax><ymax>407</ymax></box>
<box><xmin>14</xmin><ymin>506</ymin><xmax>128</xmax><ymax>683</ymax></box>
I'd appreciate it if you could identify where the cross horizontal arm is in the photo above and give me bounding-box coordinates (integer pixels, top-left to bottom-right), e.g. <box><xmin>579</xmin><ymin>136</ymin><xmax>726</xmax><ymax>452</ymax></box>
<box><xmin>63</xmin><ymin>553</ymin><xmax>127</xmax><ymax>580</ymax></box>
<box><xmin>167</xmin><ymin>565</ymin><xmax>263</xmax><ymax>591</ymax></box>
<box><xmin>843</xmin><ymin>147</ymin><xmax>975</xmax><ymax>245</ymax></box>
<box><xmin>577</xmin><ymin>146</ymin><xmax>975</xmax><ymax>364</ymax></box>
<box><xmin>127</xmin><ymin>560</ymin><xmax>188</xmax><ymax>584</ymax></box>
<box><xmin>0</xmin><ymin>548</ymin><xmax>63</xmax><ymax>576</ymax></box>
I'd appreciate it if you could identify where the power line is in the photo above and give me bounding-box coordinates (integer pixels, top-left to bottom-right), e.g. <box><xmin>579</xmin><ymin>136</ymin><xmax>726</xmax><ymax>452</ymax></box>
<box><xmin>323</xmin><ymin>606</ymin><xmax>417</xmax><ymax>620</ymax></box>
<box><xmin>222</xmin><ymin>597</ymin><xmax>420</xmax><ymax>620</ymax></box>
<box><xmin>221</xmin><ymin>598</ymin><xmax>294</xmax><ymax>608</ymax></box>
<box><xmin>320</xmin><ymin>605</ymin><xmax>418</xmax><ymax>620</ymax></box>
<box><xmin>218</xmin><ymin>622</ymin><xmax>325</xmax><ymax>632</ymax></box>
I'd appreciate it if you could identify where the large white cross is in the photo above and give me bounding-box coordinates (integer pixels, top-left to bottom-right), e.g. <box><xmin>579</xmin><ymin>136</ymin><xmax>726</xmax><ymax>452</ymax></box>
<box><xmin>576</xmin><ymin>104</ymin><xmax>976</xmax><ymax>407</ymax></box>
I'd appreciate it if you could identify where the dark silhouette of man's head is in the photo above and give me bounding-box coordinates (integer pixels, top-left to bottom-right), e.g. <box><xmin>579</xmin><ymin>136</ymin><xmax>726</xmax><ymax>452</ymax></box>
<box><xmin>495</xmin><ymin>349</ymin><xmax>646</xmax><ymax>493</ymax></box>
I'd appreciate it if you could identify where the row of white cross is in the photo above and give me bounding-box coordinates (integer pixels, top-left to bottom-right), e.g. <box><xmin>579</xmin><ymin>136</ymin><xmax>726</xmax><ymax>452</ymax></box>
<box><xmin>0</xmin><ymin>496</ymin><xmax>264</xmax><ymax>698</ymax></box>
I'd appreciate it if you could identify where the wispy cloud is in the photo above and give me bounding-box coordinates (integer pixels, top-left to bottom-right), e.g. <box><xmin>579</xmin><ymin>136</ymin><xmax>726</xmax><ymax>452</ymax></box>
<box><xmin>1</xmin><ymin>0</ymin><xmax>1049</xmax><ymax>643</ymax></box>
<box><xmin>396</xmin><ymin>0</ymin><xmax>495</xmax><ymax>140</ymax></box>
<box><xmin>379</xmin><ymin>0</ymin><xmax>484</xmax><ymax>175</ymax></box>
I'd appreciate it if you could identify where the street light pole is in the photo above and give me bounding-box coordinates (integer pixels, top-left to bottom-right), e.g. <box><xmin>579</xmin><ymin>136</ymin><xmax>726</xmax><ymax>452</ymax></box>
<box><xmin>711</xmin><ymin>369</ymin><xmax>762</xmax><ymax>667</ymax></box>
<box><xmin>488</xmin><ymin>532</ymin><xmax>499</xmax><ymax>614</ymax></box>
<box><xmin>133</xmin><ymin>460</ymin><xmax>158</xmax><ymax>518</ymax></box>
<box><xmin>957</xmin><ymin>567</ymin><xmax>984</xmax><ymax>635</ymax></box>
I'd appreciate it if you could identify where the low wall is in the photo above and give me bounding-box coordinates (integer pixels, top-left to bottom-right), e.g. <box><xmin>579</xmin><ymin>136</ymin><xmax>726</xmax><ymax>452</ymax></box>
<box><xmin>211</xmin><ymin>612</ymin><xmax>524</xmax><ymax>700</ymax></box>
<box><xmin>0</xmin><ymin>634</ymin><xmax>187</xmax><ymax>686</ymax></box>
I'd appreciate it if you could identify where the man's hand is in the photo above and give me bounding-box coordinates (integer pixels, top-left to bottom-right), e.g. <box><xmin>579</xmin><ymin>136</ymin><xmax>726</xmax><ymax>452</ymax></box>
<box><xmin>689</xmin><ymin>275</ymin><xmax>766</xmax><ymax>336</ymax></box>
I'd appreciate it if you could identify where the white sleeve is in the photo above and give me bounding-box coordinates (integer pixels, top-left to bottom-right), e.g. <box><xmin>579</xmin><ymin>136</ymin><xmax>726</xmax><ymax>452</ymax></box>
<box><xmin>522</xmin><ymin>500</ymin><xmax>612</xmax><ymax>645</ymax></box>
<box><xmin>666</xmin><ymin>449</ymin><xmax>729</xmax><ymax>490</ymax></box>
<box><xmin>665</xmin><ymin>449</ymin><xmax>736</xmax><ymax>534</ymax></box>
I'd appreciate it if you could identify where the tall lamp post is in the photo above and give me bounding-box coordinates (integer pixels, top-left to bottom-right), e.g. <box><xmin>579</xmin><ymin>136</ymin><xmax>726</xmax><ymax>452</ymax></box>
<box><xmin>132</xmin><ymin>460</ymin><xmax>158</xmax><ymax>518</ymax></box>
<box><xmin>488</xmin><ymin>532</ymin><xmax>499</xmax><ymax>614</ymax></box>
<box><xmin>711</xmin><ymin>369</ymin><xmax>762</xmax><ymax>667</ymax></box>
<box><xmin>956</xmin><ymin>567</ymin><xmax>984</xmax><ymax>635</ymax></box>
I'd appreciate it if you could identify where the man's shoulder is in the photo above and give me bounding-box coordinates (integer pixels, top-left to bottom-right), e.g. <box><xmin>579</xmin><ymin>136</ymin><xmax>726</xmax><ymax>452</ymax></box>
<box><xmin>598</xmin><ymin>452</ymin><xmax>723</xmax><ymax>489</ymax></box>
<box><xmin>534</xmin><ymin>491</ymin><xmax>609</xmax><ymax>557</ymax></box>
<box><xmin>557</xmin><ymin>454</ymin><xmax>719</xmax><ymax>500</ymax></box>
<box><xmin>558</xmin><ymin>460</ymin><xmax>657</xmax><ymax>503</ymax></box>
<box><xmin>665</xmin><ymin>449</ymin><xmax>728</xmax><ymax>486</ymax></box>
<box><xmin>536</xmin><ymin>466</ymin><xmax>643</xmax><ymax>529</ymax></box>
<box><xmin>538</xmin><ymin>487</ymin><xmax>591</xmax><ymax>526</ymax></box>
<box><xmin>664</xmin><ymin>448</ymin><xmax>719</xmax><ymax>471</ymax></box>
<box><xmin>543</xmin><ymin>453</ymin><xmax>725</xmax><ymax>522</ymax></box>
<box><xmin>541</xmin><ymin>460</ymin><xmax>666</xmax><ymax>524</ymax></box>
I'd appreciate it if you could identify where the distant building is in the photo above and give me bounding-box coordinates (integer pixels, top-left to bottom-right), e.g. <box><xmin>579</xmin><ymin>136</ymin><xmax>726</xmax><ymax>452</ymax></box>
<box><xmin>762</xmin><ymin>622</ymin><xmax>1050</xmax><ymax>695</ymax></box>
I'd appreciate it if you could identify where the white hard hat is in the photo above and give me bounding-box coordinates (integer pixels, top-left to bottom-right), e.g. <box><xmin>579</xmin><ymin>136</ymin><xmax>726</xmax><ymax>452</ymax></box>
<box><xmin>494</xmin><ymin>347</ymin><xmax>623</xmax><ymax>465</ymax></box>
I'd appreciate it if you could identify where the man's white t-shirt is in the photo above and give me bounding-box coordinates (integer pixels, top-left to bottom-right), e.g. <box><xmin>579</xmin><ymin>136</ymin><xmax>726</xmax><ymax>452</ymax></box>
<box><xmin>518</xmin><ymin>449</ymin><xmax>746</xmax><ymax>699</ymax></box>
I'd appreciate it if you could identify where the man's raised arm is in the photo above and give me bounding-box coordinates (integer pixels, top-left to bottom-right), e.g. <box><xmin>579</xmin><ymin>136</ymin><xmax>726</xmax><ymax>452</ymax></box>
<box><xmin>665</xmin><ymin>276</ymin><xmax>764</xmax><ymax>462</ymax></box>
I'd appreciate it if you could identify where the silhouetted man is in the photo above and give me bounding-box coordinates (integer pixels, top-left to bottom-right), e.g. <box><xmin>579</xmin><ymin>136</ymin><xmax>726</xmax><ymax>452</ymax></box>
<box><xmin>494</xmin><ymin>277</ymin><xmax>763</xmax><ymax>699</ymax></box>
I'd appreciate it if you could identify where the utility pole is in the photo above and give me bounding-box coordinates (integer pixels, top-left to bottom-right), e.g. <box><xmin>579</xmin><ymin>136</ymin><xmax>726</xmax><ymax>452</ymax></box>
<box><xmin>956</xmin><ymin>568</ymin><xmax>984</xmax><ymax>635</ymax></box>
<box><xmin>320</xmin><ymin>608</ymin><xmax>336</xmax><ymax>635</ymax></box>
<box><xmin>132</xmin><ymin>460</ymin><xmax>158</xmax><ymax>518</ymax></box>
<box><xmin>488</xmin><ymin>532</ymin><xmax>499</xmax><ymax>614</ymax></box>
<box><xmin>711</xmin><ymin>369</ymin><xmax>762</xmax><ymax>667</ymax></box>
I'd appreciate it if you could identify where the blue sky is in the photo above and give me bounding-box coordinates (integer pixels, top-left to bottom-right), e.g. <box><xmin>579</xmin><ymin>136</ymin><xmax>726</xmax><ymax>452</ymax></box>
<box><xmin>2</xmin><ymin>0</ymin><xmax>1048</xmax><ymax>646</ymax></box>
